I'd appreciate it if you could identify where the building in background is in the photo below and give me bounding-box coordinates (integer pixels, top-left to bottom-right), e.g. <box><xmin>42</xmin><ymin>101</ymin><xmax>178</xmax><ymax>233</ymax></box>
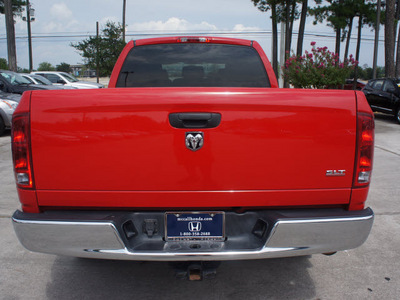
<box><xmin>70</xmin><ymin>64</ymin><xmax>97</xmax><ymax>77</ymax></box>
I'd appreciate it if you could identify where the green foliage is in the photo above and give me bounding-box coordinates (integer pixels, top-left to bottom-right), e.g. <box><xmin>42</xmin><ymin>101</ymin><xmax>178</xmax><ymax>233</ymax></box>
<box><xmin>0</xmin><ymin>0</ymin><xmax>27</xmax><ymax>16</ymax></box>
<box><xmin>56</xmin><ymin>62</ymin><xmax>72</xmax><ymax>73</ymax></box>
<box><xmin>252</xmin><ymin>0</ymin><xmax>300</xmax><ymax>23</ymax></box>
<box><xmin>71</xmin><ymin>21</ymin><xmax>126</xmax><ymax>77</ymax></box>
<box><xmin>17</xmin><ymin>66</ymin><xmax>29</xmax><ymax>73</ymax></box>
<box><xmin>309</xmin><ymin>0</ymin><xmax>347</xmax><ymax>31</ymax></box>
<box><xmin>37</xmin><ymin>62</ymin><xmax>55</xmax><ymax>71</ymax></box>
<box><xmin>275</xmin><ymin>0</ymin><xmax>300</xmax><ymax>23</ymax></box>
<box><xmin>310</xmin><ymin>0</ymin><xmax>378</xmax><ymax>31</ymax></box>
<box><xmin>0</xmin><ymin>58</ymin><xmax>8</xmax><ymax>70</ymax></box>
<box><xmin>350</xmin><ymin>66</ymin><xmax>385</xmax><ymax>80</ymax></box>
<box><xmin>251</xmin><ymin>0</ymin><xmax>275</xmax><ymax>13</ymax></box>
<box><xmin>282</xmin><ymin>42</ymin><xmax>357</xmax><ymax>88</ymax></box>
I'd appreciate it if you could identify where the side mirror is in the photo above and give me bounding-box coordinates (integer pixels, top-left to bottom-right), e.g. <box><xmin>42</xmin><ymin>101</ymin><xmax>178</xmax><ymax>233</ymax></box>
<box><xmin>0</xmin><ymin>81</ymin><xmax>5</xmax><ymax>91</ymax></box>
<box><xmin>57</xmin><ymin>79</ymin><xmax>66</xmax><ymax>84</ymax></box>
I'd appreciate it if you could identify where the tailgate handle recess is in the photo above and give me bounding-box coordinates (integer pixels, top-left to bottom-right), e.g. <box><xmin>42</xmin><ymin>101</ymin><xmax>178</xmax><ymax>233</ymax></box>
<box><xmin>169</xmin><ymin>113</ymin><xmax>221</xmax><ymax>128</ymax></box>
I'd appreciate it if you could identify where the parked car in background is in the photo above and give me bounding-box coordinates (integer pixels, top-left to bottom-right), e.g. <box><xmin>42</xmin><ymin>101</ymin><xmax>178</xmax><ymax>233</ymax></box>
<box><xmin>362</xmin><ymin>78</ymin><xmax>400</xmax><ymax>123</ymax></box>
<box><xmin>0</xmin><ymin>91</ymin><xmax>21</xmax><ymax>135</ymax></box>
<box><xmin>31</xmin><ymin>71</ymin><xmax>104</xmax><ymax>89</ymax></box>
<box><xmin>343</xmin><ymin>79</ymin><xmax>366</xmax><ymax>90</ymax></box>
<box><xmin>21</xmin><ymin>74</ymin><xmax>76</xmax><ymax>89</ymax></box>
<box><xmin>0</xmin><ymin>70</ymin><xmax>57</xmax><ymax>94</ymax></box>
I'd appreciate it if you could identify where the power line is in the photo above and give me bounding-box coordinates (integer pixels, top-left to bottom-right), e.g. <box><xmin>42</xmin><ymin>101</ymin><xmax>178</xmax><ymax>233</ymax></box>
<box><xmin>0</xmin><ymin>30</ymin><xmax>386</xmax><ymax>43</ymax></box>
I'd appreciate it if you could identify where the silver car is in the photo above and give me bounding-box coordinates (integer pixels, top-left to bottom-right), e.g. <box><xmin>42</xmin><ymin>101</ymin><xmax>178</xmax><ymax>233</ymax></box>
<box><xmin>0</xmin><ymin>91</ymin><xmax>21</xmax><ymax>136</ymax></box>
<box><xmin>31</xmin><ymin>71</ymin><xmax>105</xmax><ymax>89</ymax></box>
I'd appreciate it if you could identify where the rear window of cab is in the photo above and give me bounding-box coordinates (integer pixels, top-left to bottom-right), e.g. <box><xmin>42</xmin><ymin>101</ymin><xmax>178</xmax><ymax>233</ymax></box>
<box><xmin>116</xmin><ymin>43</ymin><xmax>270</xmax><ymax>88</ymax></box>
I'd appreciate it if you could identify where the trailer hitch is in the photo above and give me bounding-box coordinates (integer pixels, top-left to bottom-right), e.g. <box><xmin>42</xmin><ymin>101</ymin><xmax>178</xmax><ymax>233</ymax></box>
<box><xmin>170</xmin><ymin>261</ymin><xmax>221</xmax><ymax>280</ymax></box>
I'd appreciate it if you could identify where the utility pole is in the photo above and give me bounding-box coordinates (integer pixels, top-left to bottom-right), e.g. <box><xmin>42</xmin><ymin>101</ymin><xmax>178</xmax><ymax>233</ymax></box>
<box><xmin>24</xmin><ymin>0</ymin><xmax>35</xmax><ymax>72</ymax></box>
<box><xmin>279</xmin><ymin>22</ymin><xmax>285</xmax><ymax>88</ymax></box>
<box><xmin>96</xmin><ymin>21</ymin><xmax>99</xmax><ymax>84</ymax></box>
<box><xmin>353</xmin><ymin>17</ymin><xmax>363</xmax><ymax>90</ymax></box>
<box><xmin>372</xmin><ymin>0</ymin><xmax>381</xmax><ymax>79</ymax></box>
<box><xmin>122</xmin><ymin>0</ymin><xmax>126</xmax><ymax>43</ymax></box>
<box><xmin>4</xmin><ymin>0</ymin><xmax>17</xmax><ymax>71</ymax></box>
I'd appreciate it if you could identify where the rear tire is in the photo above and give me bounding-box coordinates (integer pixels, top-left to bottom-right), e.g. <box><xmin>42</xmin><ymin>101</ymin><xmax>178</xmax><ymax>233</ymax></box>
<box><xmin>396</xmin><ymin>107</ymin><xmax>400</xmax><ymax>124</ymax></box>
<box><xmin>0</xmin><ymin>116</ymin><xmax>5</xmax><ymax>136</ymax></box>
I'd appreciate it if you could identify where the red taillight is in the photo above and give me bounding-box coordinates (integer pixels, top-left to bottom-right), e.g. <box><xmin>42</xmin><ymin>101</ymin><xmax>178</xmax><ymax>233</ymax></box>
<box><xmin>12</xmin><ymin>113</ymin><xmax>34</xmax><ymax>189</ymax></box>
<box><xmin>353</xmin><ymin>113</ymin><xmax>374</xmax><ymax>187</ymax></box>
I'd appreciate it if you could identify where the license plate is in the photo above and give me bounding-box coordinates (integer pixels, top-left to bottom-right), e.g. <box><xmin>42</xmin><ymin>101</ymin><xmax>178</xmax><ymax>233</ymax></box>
<box><xmin>165</xmin><ymin>212</ymin><xmax>225</xmax><ymax>240</ymax></box>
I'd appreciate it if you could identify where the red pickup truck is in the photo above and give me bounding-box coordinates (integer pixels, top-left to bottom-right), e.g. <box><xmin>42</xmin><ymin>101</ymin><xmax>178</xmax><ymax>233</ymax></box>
<box><xmin>12</xmin><ymin>37</ymin><xmax>374</xmax><ymax>267</ymax></box>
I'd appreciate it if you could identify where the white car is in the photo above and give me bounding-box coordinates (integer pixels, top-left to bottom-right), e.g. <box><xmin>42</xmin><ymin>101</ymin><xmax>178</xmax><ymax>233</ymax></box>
<box><xmin>20</xmin><ymin>74</ymin><xmax>76</xmax><ymax>89</ymax></box>
<box><xmin>31</xmin><ymin>71</ymin><xmax>104</xmax><ymax>89</ymax></box>
<box><xmin>0</xmin><ymin>91</ymin><xmax>20</xmax><ymax>136</ymax></box>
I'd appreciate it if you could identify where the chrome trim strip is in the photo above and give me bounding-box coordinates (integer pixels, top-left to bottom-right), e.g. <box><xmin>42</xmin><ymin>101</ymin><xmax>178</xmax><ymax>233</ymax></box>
<box><xmin>12</xmin><ymin>209</ymin><xmax>374</xmax><ymax>261</ymax></box>
<box><xmin>370</xmin><ymin>105</ymin><xmax>393</xmax><ymax>113</ymax></box>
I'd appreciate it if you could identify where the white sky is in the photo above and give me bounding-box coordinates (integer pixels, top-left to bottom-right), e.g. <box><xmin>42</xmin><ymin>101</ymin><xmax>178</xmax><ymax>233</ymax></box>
<box><xmin>0</xmin><ymin>0</ymin><xmax>385</xmax><ymax>70</ymax></box>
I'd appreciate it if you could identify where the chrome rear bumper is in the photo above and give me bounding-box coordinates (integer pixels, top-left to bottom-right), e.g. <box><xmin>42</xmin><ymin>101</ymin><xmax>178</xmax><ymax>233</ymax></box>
<box><xmin>12</xmin><ymin>208</ymin><xmax>374</xmax><ymax>261</ymax></box>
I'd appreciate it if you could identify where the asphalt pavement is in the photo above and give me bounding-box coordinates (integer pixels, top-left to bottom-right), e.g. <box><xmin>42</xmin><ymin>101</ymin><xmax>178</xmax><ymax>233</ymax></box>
<box><xmin>0</xmin><ymin>113</ymin><xmax>399</xmax><ymax>299</ymax></box>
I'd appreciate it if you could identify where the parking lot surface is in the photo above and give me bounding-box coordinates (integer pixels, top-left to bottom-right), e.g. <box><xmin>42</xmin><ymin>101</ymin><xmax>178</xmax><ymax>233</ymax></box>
<box><xmin>1</xmin><ymin>113</ymin><xmax>399</xmax><ymax>299</ymax></box>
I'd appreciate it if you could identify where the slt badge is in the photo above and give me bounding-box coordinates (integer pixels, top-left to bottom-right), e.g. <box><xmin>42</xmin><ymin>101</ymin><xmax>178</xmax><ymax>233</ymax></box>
<box><xmin>326</xmin><ymin>170</ymin><xmax>346</xmax><ymax>176</ymax></box>
<box><xmin>186</xmin><ymin>132</ymin><xmax>204</xmax><ymax>151</ymax></box>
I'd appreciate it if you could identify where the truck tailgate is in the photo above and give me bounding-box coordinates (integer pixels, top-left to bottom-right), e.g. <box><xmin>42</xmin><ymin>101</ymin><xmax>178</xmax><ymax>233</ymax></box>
<box><xmin>30</xmin><ymin>88</ymin><xmax>357</xmax><ymax>208</ymax></box>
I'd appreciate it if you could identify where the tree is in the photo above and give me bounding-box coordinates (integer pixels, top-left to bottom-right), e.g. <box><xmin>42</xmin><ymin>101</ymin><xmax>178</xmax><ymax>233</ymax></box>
<box><xmin>71</xmin><ymin>21</ymin><xmax>126</xmax><ymax>77</ymax></box>
<box><xmin>352</xmin><ymin>1</ymin><xmax>376</xmax><ymax>87</ymax></box>
<box><xmin>297</xmin><ymin>0</ymin><xmax>308</xmax><ymax>56</ymax></box>
<box><xmin>17</xmin><ymin>66</ymin><xmax>29</xmax><ymax>73</ymax></box>
<box><xmin>0</xmin><ymin>58</ymin><xmax>8</xmax><ymax>69</ymax></box>
<box><xmin>310</xmin><ymin>0</ymin><xmax>349</xmax><ymax>58</ymax></box>
<box><xmin>395</xmin><ymin>2</ymin><xmax>400</xmax><ymax>77</ymax></box>
<box><xmin>3</xmin><ymin>0</ymin><xmax>23</xmax><ymax>71</ymax></box>
<box><xmin>350</xmin><ymin>65</ymin><xmax>385</xmax><ymax>79</ymax></box>
<box><xmin>342</xmin><ymin>1</ymin><xmax>378</xmax><ymax>60</ymax></box>
<box><xmin>252</xmin><ymin>0</ymin><xmax>303</xmax><ymax>84</ymax></box>
<box><xmin>277</xmin><ymin>0</ymin><xmax>300</xmax><ymax>86</ymax></box>
<box><xmin>343</xmin><ymin>0</ymin><xmax>357</xmax><ymax>60</ymax></box>
<box><xmin>37</xmin><ymin>62</ymin><xmax>55</xmax><ymax>71</ymax></box>
<box><xmin>0</xmin><ymin>0</ymin><xmax>26</xmax><ymax>15</ymax></box>
<box><xmin>56</xmin><ymin>62</ymin><xmax>72</xmax><ymax>73</ymax></box>
<box><xmin>385</xmin><ymin>0</ymin><xmax>396</xmax><ymax>77</ymax></box>
<box><xmin>252</xmin><ymin>1</ymin><xmax>279</xmax><ymax>78</ymax></box>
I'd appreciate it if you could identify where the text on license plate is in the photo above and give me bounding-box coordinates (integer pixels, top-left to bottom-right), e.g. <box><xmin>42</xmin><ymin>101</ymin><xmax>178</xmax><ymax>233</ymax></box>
<box><xmin>165</xmin><ymin>212</ymin><xmax>225</xmax><ymax>240</ymax></box>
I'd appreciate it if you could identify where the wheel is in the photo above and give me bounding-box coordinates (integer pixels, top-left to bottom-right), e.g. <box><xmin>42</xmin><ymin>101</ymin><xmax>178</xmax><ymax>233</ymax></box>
<box><xmin>0</xmin><ymin>116</ymin><xmax>5</xmax><ymax>136</ymax></box>
<box><xmin>396</xmin><ymin>107</ymin><xmax>400</xmax><ymax>124</ymax></box>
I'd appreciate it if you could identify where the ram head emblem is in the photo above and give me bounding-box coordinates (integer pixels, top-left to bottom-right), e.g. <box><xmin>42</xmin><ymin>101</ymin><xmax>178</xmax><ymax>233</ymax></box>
<box><xmin>185</xmin><ymin>132</ymin><xmax>204</xmax><ymax>151</ymax></box>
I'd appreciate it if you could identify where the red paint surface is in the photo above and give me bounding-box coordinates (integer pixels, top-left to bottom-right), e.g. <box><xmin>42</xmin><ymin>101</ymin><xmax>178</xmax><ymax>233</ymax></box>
<box><xmin>17</xmin><ymin>189</ymin><xmax>39</xmax><ymax>213</ymax></box>
<box><xmin>349</xmin><ymin>187</ymin><xmax>370</xmax><ymax>211</ymax></box>
<box><xmin>28</xmin><ymin>88</ymin><xmax>359</xmax><ymax>208</ymax></box>
<box><xmin>37</xmin><ymin>189</ymin><xmax>350</xmax><ymax>208</ymax></box>
<box><xmin>14</xmin><ymin>37</ymin><xmax>374</xmax><ymax>211</ymax></box>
